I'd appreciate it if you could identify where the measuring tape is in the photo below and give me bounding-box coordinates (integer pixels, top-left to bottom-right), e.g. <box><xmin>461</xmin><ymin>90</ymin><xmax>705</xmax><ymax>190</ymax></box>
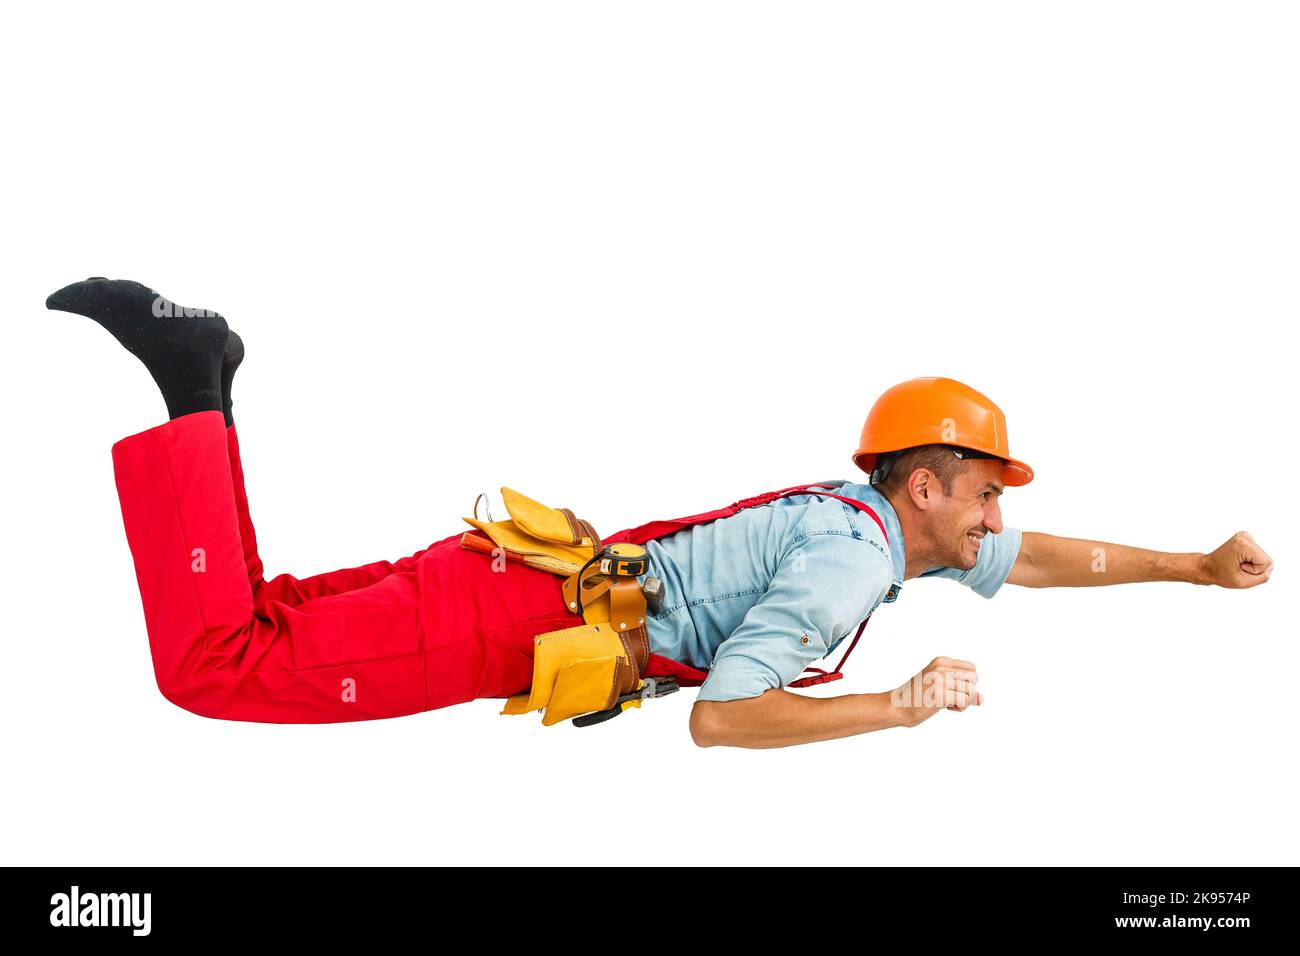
<box><xmin>599</xmin><ymin>542</ymin><xmax>649</xmax><ymax>577</ymax></box>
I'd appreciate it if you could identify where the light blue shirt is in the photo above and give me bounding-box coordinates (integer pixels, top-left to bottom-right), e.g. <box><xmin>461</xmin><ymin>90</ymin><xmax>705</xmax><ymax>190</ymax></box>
<box><xmin>638</xmin><ymin>480</ymin><xmax>1022</xmax><ymax>702</ymax></box>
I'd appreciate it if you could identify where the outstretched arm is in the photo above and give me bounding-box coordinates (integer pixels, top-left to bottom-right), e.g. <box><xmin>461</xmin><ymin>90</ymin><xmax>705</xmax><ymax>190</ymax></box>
<box><xmin>1006</xmin><ymin>530</ymin><xmax>1273</xmax><ymax>589</ymax></box>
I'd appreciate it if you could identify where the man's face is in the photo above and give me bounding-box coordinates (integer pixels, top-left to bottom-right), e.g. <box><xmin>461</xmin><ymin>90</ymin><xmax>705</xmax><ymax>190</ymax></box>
<box><xmin>929</xmin><ymin>459</ymin><xmax>1006</xmax><ymax>570</ymax></box>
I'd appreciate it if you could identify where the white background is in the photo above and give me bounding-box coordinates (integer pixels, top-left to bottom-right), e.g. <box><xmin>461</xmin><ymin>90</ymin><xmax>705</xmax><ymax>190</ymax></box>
<box><xmin>2</xmin><ymin>1</ymin><xmax>1295</xmax><ymax>866</ymax></box>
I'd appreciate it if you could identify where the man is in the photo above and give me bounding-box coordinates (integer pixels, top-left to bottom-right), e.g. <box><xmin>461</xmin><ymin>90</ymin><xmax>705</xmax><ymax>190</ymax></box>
<box><xmin>47</xmin><ymin>278</ymin><xmax>1274</xmax><ymax>748</ymax></box>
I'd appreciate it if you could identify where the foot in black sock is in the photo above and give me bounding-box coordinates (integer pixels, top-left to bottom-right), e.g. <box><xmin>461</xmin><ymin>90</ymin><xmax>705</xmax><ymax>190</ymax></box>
<box><xmin>221</xmin><ymin>330</ymin><xmax>244</xmax><ymax>427</ymax></box>
<box><xmin>46</xmin><ymin>278</ymin><xmax>229</xmax><ymax>420</ymax></box>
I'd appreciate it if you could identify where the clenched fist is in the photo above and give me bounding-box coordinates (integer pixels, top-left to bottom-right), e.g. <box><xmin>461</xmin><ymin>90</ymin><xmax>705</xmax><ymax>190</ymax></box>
<box><xmin>1203</xmin><ymin>531</ymin><xmax>1273</xmax><ymax>589</ymax></box>
<box><xmin>890</xmin><ymin>656</ymin><xmax>983</xmax><ymax>728</ymax></box>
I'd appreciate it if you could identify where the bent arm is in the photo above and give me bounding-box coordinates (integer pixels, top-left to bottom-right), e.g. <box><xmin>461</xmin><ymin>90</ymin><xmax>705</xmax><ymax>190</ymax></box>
<box><xmin>690</xmin><ymin>688</ymin><xmax>902</xmax><ymax>749</ymax></box>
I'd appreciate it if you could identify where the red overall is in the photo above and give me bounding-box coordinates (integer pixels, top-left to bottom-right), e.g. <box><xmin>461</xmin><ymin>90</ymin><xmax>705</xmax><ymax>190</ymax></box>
<box><xmin>111</xmin><ymin>410</ymin><xmax>883</xmax><ymax>723</ymax></box>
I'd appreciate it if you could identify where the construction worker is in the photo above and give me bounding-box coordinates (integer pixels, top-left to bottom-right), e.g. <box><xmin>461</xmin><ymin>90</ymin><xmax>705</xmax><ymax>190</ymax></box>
<box><xmin>46</xmin><ymin>278</ymin><xmax>1274</xmax><ymax>747</ymax></box>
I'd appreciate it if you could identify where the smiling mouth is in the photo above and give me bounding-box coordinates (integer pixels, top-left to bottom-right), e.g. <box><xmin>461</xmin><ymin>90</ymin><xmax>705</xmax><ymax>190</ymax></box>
<box><xmin>966</xmin><ymin>532</ymin><xmax>985</xmax><ymax>544</ymax></box>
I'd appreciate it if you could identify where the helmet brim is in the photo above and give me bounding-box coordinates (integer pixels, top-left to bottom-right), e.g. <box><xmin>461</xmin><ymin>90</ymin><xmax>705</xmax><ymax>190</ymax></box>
<box><xmin>854</xmin><ymin>449</ymin><xmax>1035</xmax><ymax>487</ymax></box>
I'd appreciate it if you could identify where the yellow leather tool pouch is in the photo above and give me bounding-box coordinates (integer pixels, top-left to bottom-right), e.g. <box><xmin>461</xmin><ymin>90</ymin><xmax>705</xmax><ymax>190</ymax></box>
<box><xmin>501</xmin><ymin>487</ymin><xmax>599</xmax><ymax>548</ymax></box>
<box><xmin>500</xmin><ymin>621</ymin><xmax>647</xmax><ymax>726</ymax></box>
<box><xmin>463</xmin><ymin>487</ymin><xmax>600</xmax><ymax>576</ymax></box>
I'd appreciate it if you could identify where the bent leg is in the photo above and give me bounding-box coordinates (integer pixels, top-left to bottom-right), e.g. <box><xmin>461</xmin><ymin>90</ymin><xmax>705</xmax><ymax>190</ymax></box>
<box><xmin>114</xmin><ymin>411</ymin><xmax>256</xmax><ymax>702</ymax></box>
<box><xmin>114</xmin><ymin>411</ymin><xmax>427</xmax><ymax>722</ymax></box>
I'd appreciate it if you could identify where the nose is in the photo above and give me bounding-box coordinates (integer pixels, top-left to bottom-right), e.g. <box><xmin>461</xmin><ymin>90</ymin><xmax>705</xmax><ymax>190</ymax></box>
<box><xmin>983</xmin><ymin>499</ymin><xmax>1004</xmax><ymax>535</ymax></box>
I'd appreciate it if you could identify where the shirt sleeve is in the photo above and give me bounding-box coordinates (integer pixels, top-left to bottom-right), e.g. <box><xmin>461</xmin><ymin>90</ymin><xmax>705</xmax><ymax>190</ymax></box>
<box><xmin>696</xmin><ymin>533</ymin><xmax>893</xmax><ymax>703</ymax></box>
<box><xmin>919</xmin><ymin>526</ymin><xmax>1023</xmax><ymax>599</ymax></box>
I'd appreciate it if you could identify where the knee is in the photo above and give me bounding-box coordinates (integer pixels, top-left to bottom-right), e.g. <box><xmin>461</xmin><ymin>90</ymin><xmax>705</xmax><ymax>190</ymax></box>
<box><xmin>154</xmin><ymin>675</ymin><xmax>221</xmax><ymax>719</ymax></box>
<box><xmin>151</xmin><ymin>640</ymin><xmax>243</xmax><ymax>720</ymax></box>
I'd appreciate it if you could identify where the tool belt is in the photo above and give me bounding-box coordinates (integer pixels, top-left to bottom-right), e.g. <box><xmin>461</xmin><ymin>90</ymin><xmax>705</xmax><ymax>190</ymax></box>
<box><xmin>461</xmin><ymin>487</ymin><xmax>676</xmax><ymax>727</ymax></box>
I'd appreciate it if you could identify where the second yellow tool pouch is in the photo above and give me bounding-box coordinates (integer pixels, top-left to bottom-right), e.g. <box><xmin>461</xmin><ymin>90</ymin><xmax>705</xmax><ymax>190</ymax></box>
<box><xmin>500</xmin><ymin>621</ymin><xmax>644</xmax><ymax>726</ymax></box>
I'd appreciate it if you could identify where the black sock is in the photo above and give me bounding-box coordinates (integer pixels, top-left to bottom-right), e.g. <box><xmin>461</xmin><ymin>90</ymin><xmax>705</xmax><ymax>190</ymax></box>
<box><xmin>221</xmin><ymin>330</ymin><xmax>244</xmax><ymax>427</ymax></box>
<box><xmin>46</xmin><ymin>278</ymin><xmax>228</xmax><ymax>420</ymax></box>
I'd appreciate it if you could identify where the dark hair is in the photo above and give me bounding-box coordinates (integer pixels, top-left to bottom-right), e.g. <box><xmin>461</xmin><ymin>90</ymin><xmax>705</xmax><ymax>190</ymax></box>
<box><xmin>872</xmin><ymin>444</ymin><xmax>973</xmax><ymax>497</ymax></box>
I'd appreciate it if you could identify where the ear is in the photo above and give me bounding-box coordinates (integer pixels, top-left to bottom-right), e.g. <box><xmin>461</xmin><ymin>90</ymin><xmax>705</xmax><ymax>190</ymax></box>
<box><xmin>908</xmin><ymin>468</ymin><xmax>934</xmax><ymax>508</ymax></box>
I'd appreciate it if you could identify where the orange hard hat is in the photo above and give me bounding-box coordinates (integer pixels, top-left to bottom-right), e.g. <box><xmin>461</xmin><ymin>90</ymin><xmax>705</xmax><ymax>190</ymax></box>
<box><xmin>853</xmin><ymin>377</ymin><xmax>1034</xmax><ymax>487</ymax></box>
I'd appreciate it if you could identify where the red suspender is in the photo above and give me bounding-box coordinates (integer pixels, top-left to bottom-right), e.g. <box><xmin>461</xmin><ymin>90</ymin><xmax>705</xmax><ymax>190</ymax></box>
<box><xmin>788</xmin><ymin>618</ymin><xmax>870</xmax><ymax>688</ymax></box>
